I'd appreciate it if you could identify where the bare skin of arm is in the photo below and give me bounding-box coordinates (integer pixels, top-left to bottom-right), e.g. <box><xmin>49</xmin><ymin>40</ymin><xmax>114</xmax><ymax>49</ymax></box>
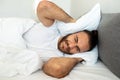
<box><xmin>37</xmin><ymin>1</ymin><xmax>82</xmax><ymax>78</ymax></box>
<box><xmin>37</xmin><ymin>0</ymin><xmax>76</xmax><ymax>27</ymax></box>
<box><xmin>42</xmin><ymin>57</ymin><xmax>83</xmax><ymax>78</ymax></box>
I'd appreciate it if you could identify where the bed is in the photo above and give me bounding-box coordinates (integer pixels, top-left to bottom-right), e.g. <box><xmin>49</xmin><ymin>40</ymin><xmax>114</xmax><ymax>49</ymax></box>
<box><xmin>0</xmin><ymin>61</ymin><xmax>119</xmax><ymax>80</ymax></box>
<box><xmin>0</xmin><ymin>0</ymin><xmax>120</xmax><ymax>80</ymax></box>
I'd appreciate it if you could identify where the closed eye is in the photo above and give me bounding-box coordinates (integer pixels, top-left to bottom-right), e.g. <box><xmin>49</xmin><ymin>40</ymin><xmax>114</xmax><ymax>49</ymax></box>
<box><xmin>74</xmin><ymin>35</ymin><xmax>80</xmax><ymax>52</ymax></box>
<box><xmin>74</xmin><ymin>35</ymin><xmax>78</xmax><ymax>43</ymax></box>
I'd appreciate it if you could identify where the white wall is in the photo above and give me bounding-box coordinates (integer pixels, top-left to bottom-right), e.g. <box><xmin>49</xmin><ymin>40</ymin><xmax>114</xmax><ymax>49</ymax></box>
<box><xmin>51</xmin><ymin>0</ymin><xmax>71</xmax><ymax>15</ymax></box>
<box><xmin>0</xmin><ymin>0</ymin><xmax>35</xmax><ymax>18</ymax></box>
<box><xmin>0</xmin><ymin>0</ymin><xmax>120</xmax><ymax>20</ymax></box>
<box><xmin>71</xmin><ymin>0</ymin><xmax>120</xmax><ymax>19</ymax></box>
<box><xmin>0</xmin><ymin>0</ymin><xmax>71</xmax><ymax>20</ymax></box>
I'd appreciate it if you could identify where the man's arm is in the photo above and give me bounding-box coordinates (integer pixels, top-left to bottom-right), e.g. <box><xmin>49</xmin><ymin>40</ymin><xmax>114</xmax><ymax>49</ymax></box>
<box><xmin>37</xmin><ymin>1</ymin><xmax>76</xmax><ymax>27</ymax></box>
<box><xmin>37</xmin><ymin>1</ymin><xmax>82</xmax><ymax>78</ymax></box>
<box><xmin>42</xmin><ymin>57</ymin><xmax>83</xmax><ymax>78</ymax></box>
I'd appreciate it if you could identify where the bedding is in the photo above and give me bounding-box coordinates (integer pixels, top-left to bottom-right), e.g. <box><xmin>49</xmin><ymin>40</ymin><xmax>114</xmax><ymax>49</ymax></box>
<box><xmin>0</xmin><ymin>49</ymin><xmax>43</xmax><ymax>77</ymax></box>
<box><xmin>0</xmin><ymin>18</ymin><xmax>43</xmax><ymax>77</ymax></box>
<box><xmin>65</xmin><ymin>46</ymin><xmax>98</xmax><ymax>65</ymax></box>
<box><xmin>57</xmin><ymin>3</ymin><xmax>101</xmax><ymax>36</ymax></box>
<box><xmin>0</xmin><ymin>18</ymin><xmax>36</xmax><ymax>49</ymax></box>
<box><xmin>0</xmin><ymin>61</ymin><xmax>119</xmax><ymax>80</ymax></box>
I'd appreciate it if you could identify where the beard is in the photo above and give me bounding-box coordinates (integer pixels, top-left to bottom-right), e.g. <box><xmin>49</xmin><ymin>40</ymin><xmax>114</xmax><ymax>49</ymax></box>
<box><xmin>58</xmin><ymin>34</ymin><xmax>72</xmax><ymax>54</ymax></box>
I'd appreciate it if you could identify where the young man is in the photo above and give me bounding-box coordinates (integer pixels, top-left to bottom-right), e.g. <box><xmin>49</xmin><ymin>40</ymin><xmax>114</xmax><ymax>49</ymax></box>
<box><xmin>25</xmin><ymin>0</ymin><xmax>98</xmax><ymax>55</ymax></box>
<box><xmin>24</xmin><ymin>0</ymin><xmax>98</xmax><ymax>78</ymax></box>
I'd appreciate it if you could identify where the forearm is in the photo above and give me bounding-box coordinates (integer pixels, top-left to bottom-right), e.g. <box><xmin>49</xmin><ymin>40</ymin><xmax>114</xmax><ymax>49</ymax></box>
<box><xmin>42</xmin><ymin>57</ymin><xmax>83</xmax><ymax>78</ymax></box>
<box><xmin>37</xmin><ymin>1</ymin><xmax>76</xmax><ymax>26</ymax></box>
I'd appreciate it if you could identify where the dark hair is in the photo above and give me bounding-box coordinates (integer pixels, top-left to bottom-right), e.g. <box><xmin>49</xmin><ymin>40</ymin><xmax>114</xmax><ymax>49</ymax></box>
<box><xmin>84</xmin><ymin>30</ymin><xmax>98</xmax><ymax>51</ymax></box>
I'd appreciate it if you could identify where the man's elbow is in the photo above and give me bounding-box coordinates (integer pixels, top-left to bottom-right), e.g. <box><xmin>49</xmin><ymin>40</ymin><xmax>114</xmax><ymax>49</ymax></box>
<box><xmin>42</xmin><ymin>62</ymin><xmax>68</xmax><ymax>78</ymax></box>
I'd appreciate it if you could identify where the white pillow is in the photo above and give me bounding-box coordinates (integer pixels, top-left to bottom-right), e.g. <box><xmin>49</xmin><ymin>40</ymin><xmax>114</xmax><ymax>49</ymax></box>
<box><xmin>57</xmin><ymin>3</ymin><xmax>101</xmax><ymax>65</ymax></box>
<box><xmin>57</xmin><ymin>3</ymin><xmax>101</xmax><ymax>36</ymax></box>
<box><xmin>65</xmin><ymin>46</ymin><xmax>98</xmax><ymax>65</ymax></box>
<box><xmin>0</xmin><ymin>18</ymin><xmax>36</xmax><ymax>49</ymax></box>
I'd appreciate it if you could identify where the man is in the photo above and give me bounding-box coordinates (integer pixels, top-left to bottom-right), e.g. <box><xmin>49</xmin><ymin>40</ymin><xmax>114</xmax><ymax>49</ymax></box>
<box><xmin>24</xmin><ymin>0</ymin><xmax>98</xmax><ymax>78</ymax></box>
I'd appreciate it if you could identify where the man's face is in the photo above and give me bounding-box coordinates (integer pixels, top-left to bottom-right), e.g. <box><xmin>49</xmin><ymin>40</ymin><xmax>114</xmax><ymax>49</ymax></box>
<box><xmin>58</xmin><ymin>31</ymin><xmax>90</xmax><ymax>54</ymax></box>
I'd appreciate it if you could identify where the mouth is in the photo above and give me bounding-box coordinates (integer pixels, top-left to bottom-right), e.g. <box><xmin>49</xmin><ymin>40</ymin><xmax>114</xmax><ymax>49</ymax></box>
<box><xmin>61</xmin><ymin>40</ymin><xmax>69</xmax><ymax>52</ymax></box>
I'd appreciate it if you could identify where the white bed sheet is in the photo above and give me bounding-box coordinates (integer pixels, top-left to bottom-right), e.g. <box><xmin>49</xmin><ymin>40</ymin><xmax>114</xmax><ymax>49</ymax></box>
<box><xmin>0</xmin><ymin>61</ymin><xmax>119</xmax><ymax>80</ymax></box>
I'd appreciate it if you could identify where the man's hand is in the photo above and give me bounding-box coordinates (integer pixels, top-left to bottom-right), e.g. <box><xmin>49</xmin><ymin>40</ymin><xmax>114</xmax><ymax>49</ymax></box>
<box><xmin>42</xmin><ymin>57</ymin><xmax>83</xmax><ymax>78</ymax></box>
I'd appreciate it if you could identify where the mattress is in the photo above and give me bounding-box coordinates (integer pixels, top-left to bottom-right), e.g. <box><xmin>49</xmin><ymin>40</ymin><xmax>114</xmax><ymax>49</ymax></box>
<box><xmin>0</xmin><ymin>61</ymin><xmax>119</xmax><ymax>80</ymax></box>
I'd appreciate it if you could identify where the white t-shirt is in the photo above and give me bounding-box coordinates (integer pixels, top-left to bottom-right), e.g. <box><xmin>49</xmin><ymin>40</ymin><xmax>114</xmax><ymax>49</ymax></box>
<box><xmin>24</xmin><ymin>21</ymin><xmax>65</xmax><ymax>58</ymax></box>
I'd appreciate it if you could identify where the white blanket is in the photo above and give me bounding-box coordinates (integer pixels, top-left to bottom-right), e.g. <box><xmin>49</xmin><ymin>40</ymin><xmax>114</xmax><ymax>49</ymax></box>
<box><xmin>0</xmin><ymin>47</ymin><xmax>43</xmax><ymax>77</ymax></box>
<box><xmin>0</xmin><ymin>18</ymin><xmax>43</xmax><ymax>77</ymax></box>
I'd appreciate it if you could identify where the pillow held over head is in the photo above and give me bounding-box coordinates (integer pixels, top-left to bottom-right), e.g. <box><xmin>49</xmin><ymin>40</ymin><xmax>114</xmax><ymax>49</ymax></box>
<box><xmin>57</xmin><ymin>3</ymin><xmax>101</xmax><ymax>36</ymax></box>
<box><xmin>57</xmin><ymin>3</ymin><xmax>101</xmax><ymax>65</ymax></box>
